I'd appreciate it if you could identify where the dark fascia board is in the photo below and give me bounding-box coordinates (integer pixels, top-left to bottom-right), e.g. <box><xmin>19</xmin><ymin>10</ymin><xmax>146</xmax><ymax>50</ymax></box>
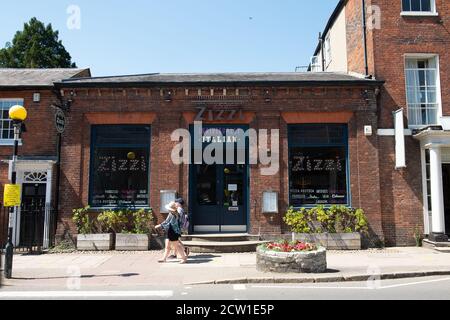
<box><xmin>313</xmin><ymin>0</ymin><xmax>348</xmax><ymax>57</ymax></box>
<box><xmin>54</xmin><ymin>79</ymin><xmax>384</xmax><ymax>89</ymax></box>
<box><xmin>0</xmin><ymin>85</ymin><xmax>54</xmax><ymax>90</ymax></box>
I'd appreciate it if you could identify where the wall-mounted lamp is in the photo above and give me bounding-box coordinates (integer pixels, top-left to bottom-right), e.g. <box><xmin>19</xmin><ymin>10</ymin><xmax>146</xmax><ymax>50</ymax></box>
<box><xmin>264</xmin><ymin>89</ymin><xmax>272</xmax><ymax>103</ymax></box>
<box><xmin>164</xmin><ymin>90</ymin><xmax>173</xmax><ymax>102</ymax></box>
<box><xmin>160</xmin><ymin>190</ymin><xmax>177</xmax><ymax>213</ymax></box>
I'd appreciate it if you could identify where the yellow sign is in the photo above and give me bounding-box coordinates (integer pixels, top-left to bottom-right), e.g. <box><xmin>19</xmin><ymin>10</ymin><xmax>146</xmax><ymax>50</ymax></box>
<box><xmin>4</xmin><ymin>184</ymin><xmax>21</xmax><ymax>207</ymax></box>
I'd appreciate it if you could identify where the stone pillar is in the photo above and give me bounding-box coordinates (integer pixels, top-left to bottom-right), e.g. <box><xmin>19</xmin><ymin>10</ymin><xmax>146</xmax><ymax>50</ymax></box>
<box><xmin>429</xmin><ymin>146</ymin><xmax>448</xmax><ymax>242</ymax></box>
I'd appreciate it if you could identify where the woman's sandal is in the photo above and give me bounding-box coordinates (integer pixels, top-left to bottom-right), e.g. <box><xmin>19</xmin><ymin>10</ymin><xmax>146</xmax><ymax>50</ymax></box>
<box><xmin>179</xmin><ymin>259</ymin><xmax>188</xmax><ymax>264</ymax></box>
<box><xmin>158</xmin><ymin>259</ymin><xmax>167</xmax><ymax>263</ymax></box>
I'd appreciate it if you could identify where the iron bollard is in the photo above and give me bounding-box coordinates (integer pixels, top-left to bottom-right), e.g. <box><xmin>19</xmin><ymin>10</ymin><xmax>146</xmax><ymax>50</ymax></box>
<box><xmin>4</xmin><ymin>227</ymin><xmax>14</xmax><ymax>279</ymax></box>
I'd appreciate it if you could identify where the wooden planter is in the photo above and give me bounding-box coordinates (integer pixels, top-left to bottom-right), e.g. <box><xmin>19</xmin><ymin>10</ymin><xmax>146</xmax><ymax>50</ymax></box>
<box><xmin>293</xmin><ymin>233</ymin><xmax>361</xmax><ymax>250</ymax></box>
<box><xmin>115</xmin><ymin>234</ymin><xmax>150</xmax><ymax>251</ymax></box>
<box><xmin>77</xmin><ymin>234</ymin><xmax>113</xmax><ymax>251</ymax></box>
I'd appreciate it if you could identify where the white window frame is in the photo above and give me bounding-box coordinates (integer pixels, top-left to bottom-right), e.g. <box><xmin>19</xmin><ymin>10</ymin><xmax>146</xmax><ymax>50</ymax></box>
<box><xmin>404</xmin><ymin>54</ymin><xmax>442</xmax><ymax>129</ymax></box>
<box><xmin>401</xmin><ymin>0</ymin><xmax>438</xmax><ymax>16</ymax></box>
<box><xmin>0</xmin><ymin>98</ymin><xmax>24</xmax><ymax>145</ymax></box>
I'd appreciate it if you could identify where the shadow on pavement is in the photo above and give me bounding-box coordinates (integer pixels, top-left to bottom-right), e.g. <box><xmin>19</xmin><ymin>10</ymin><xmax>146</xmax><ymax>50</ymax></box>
<box><xmin>10</xmin><ymin>273</ymin><xmax>140</xmax><ymax>281</ymax></box>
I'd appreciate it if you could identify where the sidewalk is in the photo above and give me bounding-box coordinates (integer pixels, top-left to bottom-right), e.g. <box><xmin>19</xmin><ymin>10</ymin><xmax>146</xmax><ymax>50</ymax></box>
<box><xmin>1</xmin><ymin>247</ymin><xmax>450</xmax><ymax>290</ymax></box>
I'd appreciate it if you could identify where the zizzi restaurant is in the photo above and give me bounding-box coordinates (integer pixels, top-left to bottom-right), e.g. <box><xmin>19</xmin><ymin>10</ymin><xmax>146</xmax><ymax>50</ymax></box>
<box><xmin>55</xmin><ymin>73</ymin><xmax>385</xmax><ymax>242</ymax></box>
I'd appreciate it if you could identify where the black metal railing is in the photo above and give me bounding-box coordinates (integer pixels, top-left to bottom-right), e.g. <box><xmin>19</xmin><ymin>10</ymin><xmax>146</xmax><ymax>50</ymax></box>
<box><xmin>0</xmin><ymin>204</ymin><xmax>56</xmax><ymax>254</ymax></box>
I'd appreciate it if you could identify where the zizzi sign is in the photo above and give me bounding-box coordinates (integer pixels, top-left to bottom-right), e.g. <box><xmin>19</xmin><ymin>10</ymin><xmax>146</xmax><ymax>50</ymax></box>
<box><xmin>195</xmin><ymin>107</ymin><xmax>245</xmax><ymax>121</ymax></box>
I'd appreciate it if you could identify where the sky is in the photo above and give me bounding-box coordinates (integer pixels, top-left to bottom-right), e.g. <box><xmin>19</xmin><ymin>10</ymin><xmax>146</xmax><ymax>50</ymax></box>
<box><xmin>0</xmin><ymin>1</ymin><xmax>339</xmax><ymax>77</ymax></box>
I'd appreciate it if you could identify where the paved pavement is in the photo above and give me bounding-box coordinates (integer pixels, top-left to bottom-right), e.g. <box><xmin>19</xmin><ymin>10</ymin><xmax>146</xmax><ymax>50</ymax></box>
<box><xmin>1</xmin><ymin>247</ymin><xmax>450</xmax><ymax>291</ymax></box>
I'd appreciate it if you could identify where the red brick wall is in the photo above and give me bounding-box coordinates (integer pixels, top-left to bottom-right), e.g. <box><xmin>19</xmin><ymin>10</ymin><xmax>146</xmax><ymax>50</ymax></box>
<box><xmin>373</xmin><ymin>0</ymin><xmax>449</xmax><ymax>245</ymax></box>
<box><xmin>342</xmin><ymin>0</ymin><xmax>450</xmax><ymax>245</ymax></box>
<box><xmin>56</xmin><ymin>85</ymin><xmax>385</xmax><ymax>245</ymax></box>
<box><xmin>0</xmin><ymin>89</ymin><xmax>58</xmax><ymax>196</ymax></box>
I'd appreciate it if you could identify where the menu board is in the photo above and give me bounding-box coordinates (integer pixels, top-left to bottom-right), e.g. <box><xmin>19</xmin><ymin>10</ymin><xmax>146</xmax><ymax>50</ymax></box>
<box><xmin>289</xmin><ymin>147</ymin><xmax>348</xmax><ymax>206</ymax></box>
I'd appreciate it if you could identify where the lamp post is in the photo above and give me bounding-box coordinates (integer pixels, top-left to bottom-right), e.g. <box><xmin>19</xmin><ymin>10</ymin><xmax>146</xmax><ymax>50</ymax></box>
<box><xmin>4</xmin><ymin>105</ymin><xmax>27</xmax><ymax>279</ymax></box>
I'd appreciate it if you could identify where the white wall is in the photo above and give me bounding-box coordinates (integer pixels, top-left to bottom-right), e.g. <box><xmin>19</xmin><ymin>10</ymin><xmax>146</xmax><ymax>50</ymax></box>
<box><xmin>314</xmin><ymin>7</ymin><xmax>348</xmax><ymax>73</ymax></box>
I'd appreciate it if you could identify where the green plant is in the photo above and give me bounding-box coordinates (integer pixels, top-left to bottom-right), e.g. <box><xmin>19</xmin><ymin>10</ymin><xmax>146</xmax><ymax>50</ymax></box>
<box><xmin>283</xmin><ymin>207</ymin><xmax>312</xmax><ymax>233</ymax></box>
<box><xmin>413</xmin><ymin>225</ymin><xmax>424</xmax><ymax>247</ymax></box>
<box><xmin>97</xmin><ymin>210</ymin><xmax>128</xmax><ymax>234</ymax></box>
<box><xmin>72</xmin><ymin>206</ymin><xmax>93</xmax><ymax>235</ymax></box>
<box><xmin>283</xmin><ymin>206</ymin><xmax>369</xmax><ymax>234</ymax></box>
<box><xmin>132</xmin><ymin>209</ymin><xmax>154</xmax><ymax>234</ymax></box>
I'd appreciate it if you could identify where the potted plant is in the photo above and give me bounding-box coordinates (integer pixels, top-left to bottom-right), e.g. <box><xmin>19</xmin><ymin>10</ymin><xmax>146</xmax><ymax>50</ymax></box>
<box><xmin>257</xmin><ymin>240</ymin><xmax>327</xmax><ymax>273</ymax></box>
<box><xmin>73</xmin><ymin>206</ymin><xmax>114</xmax><ymax>251</ymax></box>
<box><xmin>283</xmin><ymin>205</ymin><xmax>369</xmax><ymax>250</ymax></box>
<box><xmin>115</xmin><ymin>209</ymin><xmax>154</xmax><ymax>251</ymax></box>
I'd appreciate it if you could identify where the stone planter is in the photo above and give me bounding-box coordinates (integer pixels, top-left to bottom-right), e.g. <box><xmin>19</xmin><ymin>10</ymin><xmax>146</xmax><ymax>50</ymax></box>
<box><xmin>293</xmin><ymin>233</ymin><xmax>361</xmax><ymax>250</ymax></box>
<box><xmin>257</xmin><ymin>246</ymin><xmax>327</xmax><ymax>273</ymax></box>
<box><xmin>77</xmin><ymin>234</ymin><xmax>113</xmax><ymax>251</ymax></box>
<box><xmin>115</xmin><ymin>234</ymin><xmax>150</xmax><ymax>251</ymax></box>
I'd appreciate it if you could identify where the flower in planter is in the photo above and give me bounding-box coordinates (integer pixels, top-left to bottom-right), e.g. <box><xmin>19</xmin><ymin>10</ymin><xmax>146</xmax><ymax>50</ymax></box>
<box><xmin>262</xmin><ymin>240</ymin><xmax>317</xmax><ymax>253</ymax></box>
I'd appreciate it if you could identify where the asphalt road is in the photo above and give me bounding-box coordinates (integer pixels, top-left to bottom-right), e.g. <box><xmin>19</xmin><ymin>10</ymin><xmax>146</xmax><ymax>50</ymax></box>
<box><xmin>0</xmin><ymin>276</ymin><xmax>449</xmax><ymax>300</ymax></box>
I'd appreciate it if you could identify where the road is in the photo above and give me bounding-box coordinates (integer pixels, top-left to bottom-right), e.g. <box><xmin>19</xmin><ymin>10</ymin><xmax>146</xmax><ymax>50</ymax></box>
<box><xmin>0</xmin><ymin>276</ymin><xmax>449</xmax><ymax>300</ymax></box>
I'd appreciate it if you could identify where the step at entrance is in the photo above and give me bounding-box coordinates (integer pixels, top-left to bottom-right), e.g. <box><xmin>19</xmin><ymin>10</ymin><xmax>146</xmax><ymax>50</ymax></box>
<box><xmin>423</xmin><ymin>239</ymin><xmax>450</xmax><ymax>253</ymax></box>
<box><xmin>181</xmin><ymin>234</ymin><xmax>268</xmax><ymax>253</ymax></box>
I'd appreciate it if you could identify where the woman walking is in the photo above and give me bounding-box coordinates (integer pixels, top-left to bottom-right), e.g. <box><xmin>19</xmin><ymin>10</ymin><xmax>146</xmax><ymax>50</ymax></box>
<box><xmin>155</xmin><ymin>201</ymin><xmax>188</xmax><ymax>264</ymax></box>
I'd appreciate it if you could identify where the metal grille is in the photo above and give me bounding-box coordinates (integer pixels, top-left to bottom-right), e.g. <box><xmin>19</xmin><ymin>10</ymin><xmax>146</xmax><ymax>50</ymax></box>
<box><xmin>0</xmin><ymin>204</ymin><xmax>56</xmax><ymax>254</ymax></box>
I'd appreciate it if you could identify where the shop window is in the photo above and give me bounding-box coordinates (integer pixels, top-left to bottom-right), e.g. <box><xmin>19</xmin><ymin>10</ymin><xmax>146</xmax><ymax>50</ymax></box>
<box><xmin>405</xmin><ymin>56</ymin><xmax>440</xmax><ymax>126</ymax></box>
<box><xmin>89</xmin><ymin>125</ymin><xmax>151</xmax><ymax>208</ymax></box>
<box><xmin>288</xmin><ymin>124</ymin><xmax>349</xmax><ymax>207</ymax></box>
<box><xmin>0</xmin><ymin>99</ymin><xmax>23</xmax><ymax>143</ymax></box>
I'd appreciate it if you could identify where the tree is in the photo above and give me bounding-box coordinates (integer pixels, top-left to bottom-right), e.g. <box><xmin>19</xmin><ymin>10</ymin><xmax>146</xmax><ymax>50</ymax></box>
<box><xmin>0</xmin><ymin>17</ymin><xmax>76</xmax><ymax>68</ymax></box>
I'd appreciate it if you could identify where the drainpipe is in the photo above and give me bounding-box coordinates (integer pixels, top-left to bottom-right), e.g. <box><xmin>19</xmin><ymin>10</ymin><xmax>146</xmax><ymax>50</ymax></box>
<box><xmin>362</xmin><ymin>0</ymin><xmax>370</xmax><ymax>78</ymax></box>
<box><xmin>319</xmin><ymin>32</ymin><xmax>325</xmax><ymax>72</ymax></box>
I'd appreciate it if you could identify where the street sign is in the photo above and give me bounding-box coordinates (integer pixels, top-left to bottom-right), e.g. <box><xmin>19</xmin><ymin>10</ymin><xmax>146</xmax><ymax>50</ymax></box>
<box><xmin>55</xmin><ymin>109</ymin><xmax>66</xmax><ymax>134</ymax></box>
<box><xmin>4</xmin><ymin>184</ymin><xmax>21</xmax><ymax>207</ymax></box>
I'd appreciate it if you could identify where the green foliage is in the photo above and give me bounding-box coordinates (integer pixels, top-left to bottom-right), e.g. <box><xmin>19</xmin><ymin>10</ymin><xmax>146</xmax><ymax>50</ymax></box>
<box><xmin>283</xmin><ymin>205</ymin><xmax>369</xmax><ymax>235</ymax></box>
<box><xmin>97</xmin><ymin>210</ymin><xmax>128</xmax><ymax>234</ymax></box>
<box><xmin>413</xmin><ymin>225</ymin><xmax>424</xmax><ymax>247</ymax></box>
<box><xmin>132</xmin><ymin>209</ymin><xmax>154</xmax><ymax>234</ymax></box>
<box><xmin>72</xmin><ymin>206</ymin><xmax>93</xmax><ymax>235</ymax></box>
<box><xmin>0</xmin><ymin>17</ymin><xmax>76</xmax><ymax>68</ymax></box>
<box><xmin>283</xmin><ymin>207</ymin><xmax>312</xmax><ymax>233</ymax></box>
<box><xmin>97</xmin><ymin>208</ymin><xmax>154</xmax><ymax>234</ymax></box>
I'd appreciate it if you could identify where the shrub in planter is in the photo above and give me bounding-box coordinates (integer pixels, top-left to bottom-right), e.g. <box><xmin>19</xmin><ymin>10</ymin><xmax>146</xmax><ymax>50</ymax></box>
<box><xmin>98</xmin><ymin>208</ymin><xmax>154</xmax><ymax>251</ymax></box>
<box><xmin>73</xmin><ymin>206</ymin><xmax>113</xmax><ymax>251</ymax></box>
<box><xmin>257</xmin><ymin>240</ymin><xmax>327</xmax><ymax>273</ymax></box>
<box><xmin>283</xmin><ymin>206</ymin><xmax>369</xmax><ymax>250</ymax></box>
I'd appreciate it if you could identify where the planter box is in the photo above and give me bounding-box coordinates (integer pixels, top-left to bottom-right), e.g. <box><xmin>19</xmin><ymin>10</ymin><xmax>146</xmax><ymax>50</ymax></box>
<box><xmin>150</xmin><ymin>234</ymin><xmax>166</xmax><ymax>250</ymax></box>
<box><xmin>257</xmin><ymin>246</ymin><xmax>327</xmax><ymax>273</ymax></box>
<box><xmin>293</xmin><ymin>233</ymin><xmax>361</xmax><ymax>250</ymax></box>
<box><xmin>77</xmin><ymin>234</ymin><xmax>113</xmax><ymax>251</ymax></box>
<box><xmin>115</xmin><ymin>234</ymin><xmax>150</xmax><ymax>251</ymax></box>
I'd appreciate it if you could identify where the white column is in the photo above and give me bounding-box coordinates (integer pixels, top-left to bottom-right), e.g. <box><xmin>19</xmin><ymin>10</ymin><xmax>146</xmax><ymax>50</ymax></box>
<box><xmin>43</xmin><ymin>168</ymin><xmax>53</xmax><ymax>249</ymax></box>
<box><xmin>429</xmin><ymin>146</ymin><xmax>446</xmax><ymax>236</ymax></box>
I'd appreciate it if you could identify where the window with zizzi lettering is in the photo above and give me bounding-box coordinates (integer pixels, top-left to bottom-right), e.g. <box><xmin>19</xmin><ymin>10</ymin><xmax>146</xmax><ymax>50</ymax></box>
<box><xmin>89</xmin><ymin>125</ymin><xmax>151</xmax><ymax>207</ymax></box>
<box><xmin>288</xmin><ymin>124</ymin><xmax>350</xmax><ymax>207</ymax></box>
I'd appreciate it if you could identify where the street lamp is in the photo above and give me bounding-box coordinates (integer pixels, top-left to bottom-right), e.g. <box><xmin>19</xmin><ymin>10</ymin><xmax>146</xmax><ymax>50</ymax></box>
<box><xmin>4</xmin><ymin>104</ymin><xmax>27</xmax><ymax>279</ymax></box>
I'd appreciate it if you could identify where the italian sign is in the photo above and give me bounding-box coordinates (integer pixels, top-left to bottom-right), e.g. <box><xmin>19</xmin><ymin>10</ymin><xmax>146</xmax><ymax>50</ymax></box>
<box><xmin>3</xmin><ymin>184</ymin><xmax>21</xmax><ymax>207</ymax></box>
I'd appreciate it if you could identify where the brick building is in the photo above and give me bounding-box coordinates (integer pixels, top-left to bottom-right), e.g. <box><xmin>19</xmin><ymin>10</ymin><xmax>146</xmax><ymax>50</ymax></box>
<box><xmin>311</xmin><ymin>0</ymin><xmax>450</xmax><ymax>245</ymax></box>
<box><xmin>53</xmin><ymin>73</ymin><xmax>384</xmax><ymax>244</ymax></box>
<box><xmin>0</xmin><ymin>68</ymin><xmax>91</xmax><ymax>247</ymax></box>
